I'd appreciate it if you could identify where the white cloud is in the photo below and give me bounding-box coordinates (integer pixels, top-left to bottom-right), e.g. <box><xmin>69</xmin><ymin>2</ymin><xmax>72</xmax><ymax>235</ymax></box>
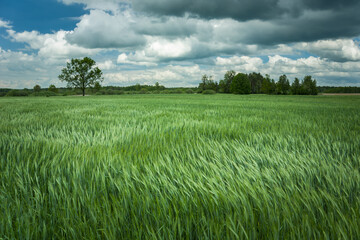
<box><xmin>2</xmin><ymin>2</ymin><xmax>360</xmax><ymax>89</ymax></box>
<box><xmin>66</xmin><ymin>9</ymin><xmax>146</xmax><ymax>49</ymax></box>
<box><xmin>0</xmin><ymin>19</ymin><xmax>12</xmax><ymax>29</ymax></box>
<box><xmin>97</xmin><ymin>60</ymin><xmax>116</xmax><ymax>70</ymax></box>
<box><xmin>0</xmin><ymin>48</ymin><xmax>56</xmax><ymax>88</ymax></box>
<box><xmin>39</xmin><ymin>31</ymin><xmax>98</xmax><ymax>59</ymax></box>
<box><xmin>297</xmin><ymin>39</ymin><xmax>360</xmax><ymax>62</ymax></box>
<box><xmin>145</xmin><ymin>37</ymin><xmax>192</xmax><ymax>59</ymax></box>
<box><xmin>7</xmin><ymin>29</ymin><xmax>98</xmax><ymax>59</ymax></box>
<box><xmin>117</xmin><ymin>53</ymin><xmax>157</xmax><ymax>66</ymax></box>
<box><xmin>214</xmin><ymin>55</ymin><xmax>360</xmax><ymax>85</ymax></box>
<box><xmin>105</xmin><ymin>64</ymin><xmax>202</xmax><ymax>87</ymax></box>
<box><xmin>0</xmin><ymin>47</ymin><xmax>34</xmax><ymax>64</ymax></box>
<box><xmin>7</xmin><ymin>30</ymin><xmax>47</xmax><ymax>49</ymax></box>
<box><xmin>216</xmin><ymin>56</ymin><xmax>263</xmax><ymax>71</ymax></box>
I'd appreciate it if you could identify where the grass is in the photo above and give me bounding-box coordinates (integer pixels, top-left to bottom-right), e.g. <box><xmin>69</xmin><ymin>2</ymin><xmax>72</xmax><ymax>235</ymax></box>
<box><xmin>0</xmin><ymin>94</ymin><xmax>359</xmax><ymax>239</ymax></box>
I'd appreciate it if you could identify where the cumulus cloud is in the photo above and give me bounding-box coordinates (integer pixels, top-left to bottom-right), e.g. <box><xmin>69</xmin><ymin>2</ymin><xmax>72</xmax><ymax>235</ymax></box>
<box><xmin>215</xmin><ymin>55</ymin><xmax>360</xmax><ymax>86</ymax></box>
<box><xmin>66</xmin><ymin>9</ymin><xmax>146</xmax><ymax>49</ymax></box>
<box><xmin>58</xmin><ymin>0</ymin><xmax>360</xmax><ymax>46</ymax></box>
<box><xmin>296</xmin><ymin>39</ymin><xmax>360</xmax><ymax>62</ymax></box>
<box><xmin>132</xmin><ymin>0</ymin><xmax>360</xmax><ymax>45</ymax></box>
<box><xmin>2</xmin><ymin>0</ymin><xmax>360</xmax><ymax>88</ymax></box>
<box><xmin>117</xmin><ymin>53</ymin><xmax>157</xmax><ymax>66</ymax></box>
<box><xmin>7</xmin><ymin>29</ymin><xmax>98</xmax><ymax>59</ymax></box>
<box><xmin>97</xmin><ymin>60</ymin><xmax>116</xmax><ymax>70</ymax></box>
<box><xmin>0</xmin><ymin>47</ymin><xmax>56</xmax><ymax>88</ymax></box>
<box><xmin>0</xmin><ymin>47</ymin><xmax>34</xmax><ymax>65</ymax></box>
<box><xmin>105</xmin><ymin>64</ymin><xmax>202</xmax><ymax>86</ymax></box>
<box><xmin>131</xmin><ymin>0</ymin><xmax>360</xmax><ymax>21</ymax></box>
<box><xmin>0</xmin><ymin>19</ymin><xmax>12</xmax><ymax>29</ymax></box>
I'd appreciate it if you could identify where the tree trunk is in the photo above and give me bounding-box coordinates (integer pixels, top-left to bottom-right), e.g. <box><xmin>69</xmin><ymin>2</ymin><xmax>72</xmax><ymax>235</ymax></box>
<box><xmin>82</xmin><ymin>81</ymin><xmax>85</xmax><ymax>96</ymax></box>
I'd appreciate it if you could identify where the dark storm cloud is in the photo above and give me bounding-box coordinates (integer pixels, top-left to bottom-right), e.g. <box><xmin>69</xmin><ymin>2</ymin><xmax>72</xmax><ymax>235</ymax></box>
<box><xmin>132</xmin><ymin>0</ymin><xmax>360</xmax><ymax>21</ymax></box>
<box><xmin>131</xmin><ymin>0</ymin><xmax>360</xmax><ymax>44</ymax></box>
<box><xmin>238</xmin><ymin>6</ymin><xmax>360</xmax><ymax>45</ymax></box>
<box><xmin>134</xmin><ymin>17</ymin><xmax>199</xmax><ymax>37</ymax></box>
<box><xmin>132</xmin><ymin>0</ymin><xmax>283</xmax><ymax>21</ymax></box>
<box><xmin>301</xmin><ymin>0</ymin><xmax>359</xmax><ymax>10</ymax></box>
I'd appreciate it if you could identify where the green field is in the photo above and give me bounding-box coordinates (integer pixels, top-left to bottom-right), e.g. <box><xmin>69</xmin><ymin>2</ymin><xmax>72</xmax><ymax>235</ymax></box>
<box><xmin>1</xmin><ymin>94</ymin><xmax>359</xmax><ymax>239</ymax></box>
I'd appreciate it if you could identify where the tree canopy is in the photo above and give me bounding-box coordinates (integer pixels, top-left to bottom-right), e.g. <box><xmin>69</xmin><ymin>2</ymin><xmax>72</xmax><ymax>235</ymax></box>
<box><xmin>58</xmin><ymin>57</ymin><xmax>103</xmax><ymax>96</ymax></box>
<box><xmin>198</xmin><ymin>71</ymin><xmax>318</xmax><ymax>95</ymax></box>
<box><xmin>33</xmin><ymin>85</ymin><xmax>41</xmax><ymax>92</ymax></box>
<box><xmin>230</xmin><ymin>73</ymin><xmax>251</xmax><ymax>94</ymax></box>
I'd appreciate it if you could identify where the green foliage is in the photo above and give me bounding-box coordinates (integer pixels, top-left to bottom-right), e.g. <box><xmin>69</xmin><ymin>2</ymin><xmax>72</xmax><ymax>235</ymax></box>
<box><xmin>172</xmin><ymin>89</ymin><xmax>184</xmax><ymax>94</ymax></box>
<box><xmin>100</xmin><ymin>89</ymin><xmax>124</xmax><ymax>95</ymax></box>
<box><xmin>48</xmin><ymin>84</ymin><xmax>58</xmax><ymax>93</ymax></box>
<box><xmin>139</xmin><ymin>88</ymin><xmax>148</xmax><ymax>94</ymax></box>
<box><xmin>230</xmin><ymin>73</ymin><xmax>251</xmax><ymax>94</ymax></box>
<box><xmin>260</xmin><ymin>74</ymin><xmax>276</xmax><ymax>94</ymax></box>
<box><xmin>321</xmin><ymin>86</ymin><xmax>360</xmax><ymax>93</ymax></box>
<box><xmin>301</xmin><ymin>75</ymin><xmax>318</xmax><ymax>95</ymax></box>
<box><xmin>199</xmin><ymin>74</ymin><xmax>218</xmax><ymax>92</ymax></box>
<box><xmin>291</xmin><ymin>77</ymin><xmax>301</xmax><ymax>95</ymax></box>
<box><xmin>276</xmin><ymin>74</ymin><xmax>290</xmax><ymax>94</ymax></box>
<box><xmin>93</xmin><ymin>81</ymin><xmax>101</xmax><ymax>92</ymax></box>
<box><xmin>202</xmin><ymin>89</ymin><xmax>216</xmax><ymax>94</ymax></box>
<box><xmin>248</xmin><ymin>72</ymin><xmax>264</xmax><ymax>94</ymax></box>
<box><xmin>58</xmin><ymin>57</ymin><xmax>103</xmax><ymax>96</ymax></box>
<box><xmin>161</xmin><ymin>89</ymin><xmax>184</xmax><ymax>94</ymax></box>
<box><xmin>186</xmin><ymin>89</ymin><xmax>194</xmax><ymax>94</ymax></box>
<box><xmin>5</xmin><ymin>89</ymin><xmax>29</xmax><ymax>97</ymax></box>
<box><xmin>1</xmin><ymin>95</ymin><xmax>359</xmax><ymax>239</ymax></box>
<box><xmin>220</xmin><ymin>70</ymin><xmax>236</xmax><ymax>93</ymax></box>
<box><xmin>31</xmin><ymin>91</ymin><xmax>58</xmax><ymax>97</ymax></box>
<box><xmin>33</xmin><ymin>84</ymin><xmax>41</xmax><ymax>92</ymax></box>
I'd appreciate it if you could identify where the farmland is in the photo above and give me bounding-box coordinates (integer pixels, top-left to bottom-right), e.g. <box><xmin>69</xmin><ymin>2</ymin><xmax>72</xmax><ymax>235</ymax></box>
<box><xmin>1</xmin><ymin>94</ymin><xmax>359</xmax><ymax>239</ymax></box>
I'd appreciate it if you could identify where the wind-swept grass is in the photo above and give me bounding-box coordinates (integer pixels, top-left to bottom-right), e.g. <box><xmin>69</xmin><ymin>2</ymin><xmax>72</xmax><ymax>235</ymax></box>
<box><xmin>1</xmin><ymin>94</ymin><xmax>359</xmax><ymax>239</ymax></box>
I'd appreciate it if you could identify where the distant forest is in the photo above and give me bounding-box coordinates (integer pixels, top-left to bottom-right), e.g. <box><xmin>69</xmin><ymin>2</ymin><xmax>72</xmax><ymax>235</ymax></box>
<box><xmin>1</xmin><ymin>71</ymin><xmax>359</xmax><ymax>97</ymax></box>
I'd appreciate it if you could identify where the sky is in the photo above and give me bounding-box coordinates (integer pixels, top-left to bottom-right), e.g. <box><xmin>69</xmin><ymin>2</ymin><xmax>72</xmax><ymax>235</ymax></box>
<box><xmin>1</xmin><ymin>0</ymin><xmax>360</xmax><ymax>88</ymax></box>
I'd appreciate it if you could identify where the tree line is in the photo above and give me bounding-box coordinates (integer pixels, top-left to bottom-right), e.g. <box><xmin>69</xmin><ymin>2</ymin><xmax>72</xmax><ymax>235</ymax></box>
<box><xmin>199</xmin><ymin>71</ymin><xmax>318</xmax><ymax>95</ymax></box>
<box><xmin>319</xmin><ymin>86</ymin><xmax>360</xmax><ymax>94</ymax></box>
<box><xmin>2</xmin><ymin>57</ymin><xmax>359</xmax><ymax>97</ymax></box>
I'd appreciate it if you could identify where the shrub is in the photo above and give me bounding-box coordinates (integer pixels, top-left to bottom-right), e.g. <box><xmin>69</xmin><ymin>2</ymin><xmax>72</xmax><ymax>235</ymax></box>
<box><xmin>168</xmin><ymin>89</ymin><xmax>184</xmax><ymax>94</ymax></box>
<box><xmin>102</xmin><ymin>89</ymin><xmax>124</xmax><ymax>95</ymax></box>
<box><xmin>202</xmin><ymin>89</ymin><xmax>216</xmax><ymax>95</ymax></box>
<box><xmin>5</xmin><ymin>90</ymin><xmax>29</xmax><ymax>97</ymax></box>
<box><xmin>48</xmin><ymin>85</ymin><xmax>58</xmax><ymax>93</ymax></box>
<box><xmin>186</xmin><ymin>89</ymin><xmax>194</xmax><ymax>94</ymax></box>
<box><xmin>139</xmin><ymin>88</ymin><xmax>148</xmax><ymax>94</ymax></box>
<box><xmin>31</xmin><ymin>91</ymin><xmax>57</xmax><ymax>97</ymax></box>
<box><xmin>160</xmin><ymin>90</ymin><xmax>170</xmax><ymax>94</ymax></box>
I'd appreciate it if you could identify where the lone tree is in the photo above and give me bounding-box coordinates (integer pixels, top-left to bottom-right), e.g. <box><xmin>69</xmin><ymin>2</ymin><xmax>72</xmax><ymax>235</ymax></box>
<box><xmin>59</xmin><ymin>57</ymin><xmax>103</xmax><ymax>96</ymax></box>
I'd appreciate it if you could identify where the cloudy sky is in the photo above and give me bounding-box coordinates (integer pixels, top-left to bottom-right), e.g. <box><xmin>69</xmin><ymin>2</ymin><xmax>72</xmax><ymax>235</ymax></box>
<box><xmin>1</xmin><ymin>0</ymin><xmax>360</xmax><ymax>88</ymax></box>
